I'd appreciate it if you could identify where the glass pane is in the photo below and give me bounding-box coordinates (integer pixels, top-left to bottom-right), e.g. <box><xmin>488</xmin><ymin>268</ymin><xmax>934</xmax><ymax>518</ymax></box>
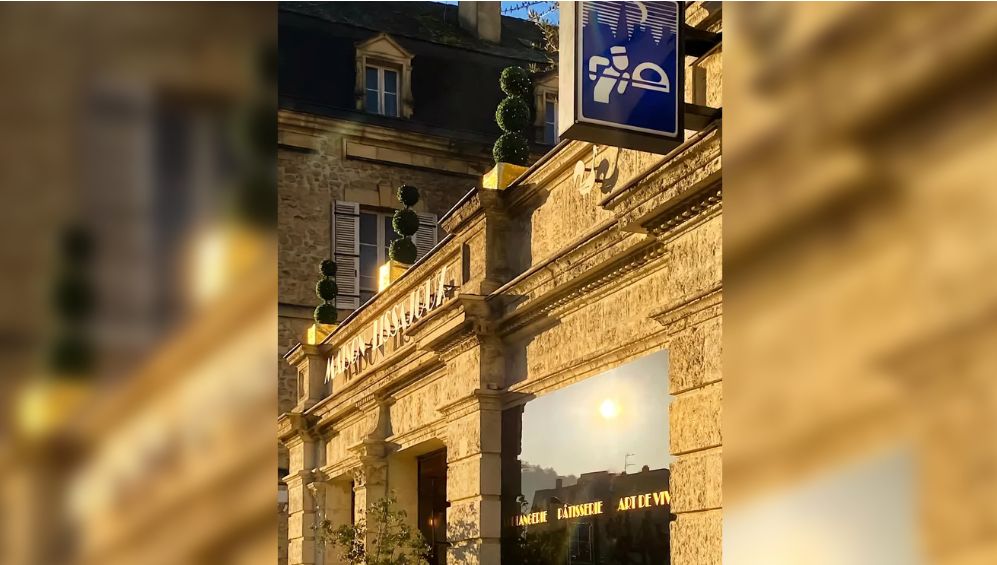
<box><xmin>502</xmin><ymin>349</ymin><xmax>672</xmax><ymax>564</ymax></box>
<box><xmin>359</xmin><ymin>245</ymin><xmax>378</xmax><ymax>282</ymax></box>
<box><xmin>360</xmin><ymin>290</ymin><xmax>375</xmax><ymax>304</ymax></box>
<box><xmin>384</xmin><ymin>93</ymin><xmax>398</xmax><ymax>117</ymax></box>
<box><xmin>365</xmin><ymin>90</ymin><xmax>380</xmax><ymax>114</ymax></box>
<box><xmin>359</xmin><ymin>212</ymin><xmax>378</xmax><ymax>244</ymax></box>
<box><xmin>383</xmin><ymin>69</ymin><xmax>397</xmax><ymax>94</ymax></box>
<box><xmin>365</xmin><ymin>66</ymin><xmax>379</xmax><ymax>90</ymax></box>
<box><xmin>545</xmin><ymin>122</ymin><xmax>556</xmax><ymax>145</ymax></box>
<box><xmin>384</xmin><ymin>214</ymin><xmax>399</xmax><ymax>243</ymax></box>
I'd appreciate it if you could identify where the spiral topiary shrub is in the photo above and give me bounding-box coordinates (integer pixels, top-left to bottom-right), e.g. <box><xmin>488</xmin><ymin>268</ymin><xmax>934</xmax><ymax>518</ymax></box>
<box><xmin>496</xmin><ymin>95</ymin><xmax>531</xmax><ymax>133</ymax></box>
<box><xmin>396</xmin><ymin>184</ymin><xmax>420</xmax><ymax>208</ymax></box>
<box><xmin>392</xmin><ymin>208</ymin><xmax>420</xmax><ymax>237</ymax></box>
<box><xmin>493</xmin><ymin>132</ymin><xmax>530</xmax><ymax>165</ymax></box>
<box><xmin>388</xmin><ymin>184</ymin><xmax>421</xmax><ymax>265</ymax></box>
<box><xmin>388</xmin><ymin>238</ymin><xmax>418</xmax><ymax>264</ymax></box>
<box><xmin>313</xmin><ymin>259</ymin><xmax>338</xmax><ymax>324</ymax></box>
<box><xmin>316</xmin><ymin>278</ymin><xmax>338</xmax><ymax>301</ymax></box>
<box><xmin>314</xmin><ymin>303</ymin><xmax>337</xmax><ymax>325</ymax></box>
<box><xmin>320</xmin><ymin>259</ymin><xmax>337</xmax><ymax>277</ymax></box>
<box><xmin>500</xmin><ymin>66</ymin><xmax>531</xmax><ymax>98</ymax></box>
<box><xmin>493</xmin><ymin>66</ymin><xmax>532</xmax><ymax>165</ymax></box>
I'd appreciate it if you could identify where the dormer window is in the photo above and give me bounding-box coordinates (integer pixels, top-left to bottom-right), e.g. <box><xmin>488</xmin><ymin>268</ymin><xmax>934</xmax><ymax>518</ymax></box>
<box><xmin>365</xmin><ymin>64</ymin><xmax>399</xmax><ymax>117</ymax></box>
<box><xmin>355</xmin><ymin>33</ymin><xmax>414</xmax><ymax>118</ymax></box>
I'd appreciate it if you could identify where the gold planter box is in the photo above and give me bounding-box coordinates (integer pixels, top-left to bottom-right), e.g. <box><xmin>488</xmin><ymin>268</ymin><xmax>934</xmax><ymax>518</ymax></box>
<box><xmin>483</xmin><ymin>162</ymin><xmax>528</xmax><ymax>190</ymax></box>
<box><xmin>378</xmin><ymin>259</ymin><xmax>410</xmax><ymax>292</ymax></box>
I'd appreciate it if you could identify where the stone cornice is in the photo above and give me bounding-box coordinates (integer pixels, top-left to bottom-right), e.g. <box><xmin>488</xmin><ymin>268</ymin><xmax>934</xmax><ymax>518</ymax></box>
<box><xmin>278</xmin><ymin>412</ymin><xmax>317</xmax><ymax>444</ymax></box>
<box><xmin>602</xmin><ymin>127</ymin><xmax>721</xmax><ymax>226</ymax></box>
<box><xmin>439</xmin><ymin>188</ymin><xmax>482</xmax><ymax>234</ymax></box>
<box><xmin>278</xmin><ymin>108</ymin><xmax>493</xmax><ymax>159</ymax></box>
<box><xmin>504</xmin><ymin>141</ymin><xmax>593</xmax><ymax>213</ymax></box>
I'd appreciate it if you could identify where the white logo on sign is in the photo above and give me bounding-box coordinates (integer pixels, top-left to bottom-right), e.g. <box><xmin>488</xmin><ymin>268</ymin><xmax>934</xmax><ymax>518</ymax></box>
<box><xmin>588</xmin><ymin>46</ymin><xmax>670</xmax><ymax>104</ymax></box>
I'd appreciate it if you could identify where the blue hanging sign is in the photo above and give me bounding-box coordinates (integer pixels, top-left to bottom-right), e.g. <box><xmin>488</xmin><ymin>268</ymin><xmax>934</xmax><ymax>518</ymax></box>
<box><xmin>560</xmin><ymin>1</ymin><xmax>684</xmax><ymax>153</ymax></box>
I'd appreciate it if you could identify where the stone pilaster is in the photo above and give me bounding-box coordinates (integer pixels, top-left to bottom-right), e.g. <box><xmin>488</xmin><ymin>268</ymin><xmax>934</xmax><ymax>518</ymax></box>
<box><xmin>654</xmin><ymin>292</ymin><xmax>723</xmax><ymax>565</ymax></box>
<box><xmin>279</xmin><ymin>413</ymin><xmax>320</xmax><ymax>565</ymax></box>
<box><xmin>440</xmin><ymin>388</ymin><xmax>504</xmax><ymax>565</ymax></box>
<box><xmin>348</xmin><ymin>397</ymin><xmax>392</xmax><ymax>545</ymax></box>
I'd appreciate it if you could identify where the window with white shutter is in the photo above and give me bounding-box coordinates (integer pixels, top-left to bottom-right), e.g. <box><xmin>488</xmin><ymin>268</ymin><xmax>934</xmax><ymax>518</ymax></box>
<box><xmin>332</xmin><ymin>201</ymin><xmax>360</xmax><ymax>309</ymax></box>
<box><xmin>414</xmin><ymin>212</ymin><xmax>438</xmax><ymax>261</ymax></box>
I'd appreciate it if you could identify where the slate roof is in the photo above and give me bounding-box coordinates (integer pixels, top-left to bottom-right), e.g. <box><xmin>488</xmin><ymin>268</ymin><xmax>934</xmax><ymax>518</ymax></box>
<box><xmin>280</xmin><ymin>1</ymin><xmax>549</xmax><ymax>64</ymax></box>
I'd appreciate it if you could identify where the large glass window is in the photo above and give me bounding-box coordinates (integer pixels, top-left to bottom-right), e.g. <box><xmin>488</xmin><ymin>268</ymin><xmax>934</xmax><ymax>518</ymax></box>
<box><xmin>358</xmin><ymin>210</ymin><xmax>400</xmax><ymax>303</ymax></box>
<box><xmin>502</xmin><ymin>349</ymin><xmax>673</xmax><ymax>564</ymax></box>
<box><xmin>364</xmin><ymin>64</ymin><xmax>399</xmax><ymax>117</ymax></box>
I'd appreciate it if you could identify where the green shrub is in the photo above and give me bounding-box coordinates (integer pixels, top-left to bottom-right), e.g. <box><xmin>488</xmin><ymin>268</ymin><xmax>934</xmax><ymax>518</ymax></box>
<box><xmin>392</xmin><ymin>208</ymin><xmax>420</xmax><ymax>237</ymax></box>
<box><xmin>496</xmin><ymin>95</ymin><xmax>531</xmax><ymax>133</ymax></box>
<box><xmin>500</xmin><ymin>66</ymin><xmax>531</xmax><ymax>98</ymax></box>
<box><xmin>50</xmin><ymin>333</ymin><xmax>94</xmax><ymax>375</ymax></box>
<box><xmin>53</xmin><ymin>272</ymin><xmax>94</xmax><ymax>321</ymax></box>
<box><xmin>316</xmin><ymin>278</ymin><xmax>338</xmax><ymax>301</ymax></box>
<box><xmin>389</xmin><ymin>238</ymin><xmax>417</xmax><ymax>264</ymax></box>
<box><xmin>314</xmin><ymin>303</ymin><xmax>338</xmax><ymax>324</ymax></box>
<box><xmin>320</xmin><ymin>259</ymin><xmax>337</xmax><ymax>277</ymax></box>
<box><xmin>396</xmin><ymin>184</ymin><xmax>420</xmax><ymax>208</ymax></box>
<box><xmin>493</xmin><ymin>132</ymin><xmax>530</xmax><ymax>165</ymax></box>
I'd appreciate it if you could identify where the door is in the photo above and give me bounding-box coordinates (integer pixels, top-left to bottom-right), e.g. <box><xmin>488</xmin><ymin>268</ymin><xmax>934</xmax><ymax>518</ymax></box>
<box><xmin>418</xmin><ymin>449</ymin><xmax>448</xmax><ymax>565</ymax></box>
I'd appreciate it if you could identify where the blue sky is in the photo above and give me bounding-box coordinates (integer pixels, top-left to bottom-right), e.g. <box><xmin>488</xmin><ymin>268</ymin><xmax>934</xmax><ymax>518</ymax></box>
<box><xmin>438</xmin><ymin>1</ymin><xmax>560</xmax><ymax>24</ymax></box>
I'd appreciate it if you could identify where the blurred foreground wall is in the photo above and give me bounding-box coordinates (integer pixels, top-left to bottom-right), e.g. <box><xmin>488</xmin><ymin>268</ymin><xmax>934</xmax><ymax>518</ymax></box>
<box><xmin>726</xmin><ymin>3</ymin><xmax>997</xmax><ymax>565</ymax></box>
<box><xmin>0</xmin><ymin>4</ymin><xmax>276</xmax><ymax>565</ymax></box>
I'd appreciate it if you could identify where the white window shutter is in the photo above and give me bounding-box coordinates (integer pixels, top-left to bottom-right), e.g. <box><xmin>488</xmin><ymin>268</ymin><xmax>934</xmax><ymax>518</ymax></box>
<box><xmin>332</xmin><ymin>201</ymin><xmax>360</xmax><ymax>309</ymax></box>
<box><xmin>414</xmin><ymin>212</ymin><xmax>438</xmax><ymax>261</ymax></box>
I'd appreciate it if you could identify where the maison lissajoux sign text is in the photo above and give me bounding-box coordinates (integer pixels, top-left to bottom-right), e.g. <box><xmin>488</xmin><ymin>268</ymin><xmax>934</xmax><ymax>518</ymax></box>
<box><xmin>512</xmin><ymin>490</ymin><xmax>670</xmax><ymax>527</ymax></box>
<box><xmin>326</xmin><ymin>264</ymin><xmax>456</xmax><ymax>381</ymax></box>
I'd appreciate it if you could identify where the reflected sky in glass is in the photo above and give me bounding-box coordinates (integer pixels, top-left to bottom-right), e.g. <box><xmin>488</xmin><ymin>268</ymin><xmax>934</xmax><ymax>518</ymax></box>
<box><xmin>519</xmin><ymin>349</ymin><xmax>672</xmax><ymax>500</ymax></box>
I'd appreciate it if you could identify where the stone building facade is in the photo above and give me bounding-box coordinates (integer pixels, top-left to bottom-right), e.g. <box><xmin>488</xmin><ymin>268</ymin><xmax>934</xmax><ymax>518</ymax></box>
<box><xmin>280</xmin><ymin>122</ymin><xmax>722</xmax><ymax>564</ymax></box>
<box><xmin>279</xmin><ymin>3</ymin><xmax>722</xmax><ymax>565</ymax></box>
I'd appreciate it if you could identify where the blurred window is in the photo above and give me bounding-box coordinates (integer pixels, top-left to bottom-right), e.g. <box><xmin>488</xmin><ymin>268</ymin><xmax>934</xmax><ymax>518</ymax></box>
<box><xmin>544</xmin><ymin>94</ymin><xmax>559</xmax><ymax>145</ymax></box>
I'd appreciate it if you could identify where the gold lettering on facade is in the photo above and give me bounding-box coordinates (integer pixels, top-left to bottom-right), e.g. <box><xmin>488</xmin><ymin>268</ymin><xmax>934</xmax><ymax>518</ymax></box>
<box><xmin>556</xmin><ymin>501</ymin><xmax>604</xmax><ymax>520</ymax></box>
<box><xmin>326</xmin><ymin>264</ymin><xmax>455</xmax><ymax>381</ymax></box>
<box><xmin>617</xmin><ymin>490</ymin><xmax>670</xmax><ymax>511</ymax></box>
<box><xmin>512</xmin><ymin>511</ymin><xmax>548</xmax><ymax>527</ymax></box>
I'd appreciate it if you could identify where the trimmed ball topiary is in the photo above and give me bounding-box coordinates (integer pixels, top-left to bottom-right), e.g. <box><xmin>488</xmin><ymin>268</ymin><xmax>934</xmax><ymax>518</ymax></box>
<box><xmin>388</xmin><ymin>238</ymin><xmax>417</xmax><ymax>264</ymax></box>
<box><xmin>496</xmin><ymin>95</ymin><xmax>531</xmax><ymax>133</ymax></box>
<box><xmin>320</xmin><ymin>259</ymin><xmax>337</xmax><ymax>277</ymax></box>
<box><xmin>314</xmin><ymin>302</ymin><xmax>338</xmax><ymax>324</ymax></box>
<box><xmin>500</xmin><ymin>66</ymin><xmax>531</xmax><ymax>98</ymax></box>
<box><xmin>396</xmin><ymin>184</ymin><xmax>420</xmax><ymax>208</ymax></box>
<box><xmin>392</xmin><ymin>208</ymin><xmax>420</xmax><ymax>237</ymax></box>
<box><xmin>493</xmin><ymin>132</ymin><xmax>530</xmax><ymax>165</ymax></box>
<box><xmin>316</xmin><ymin>278</ymin><xmax>338</xmax><ymax>300</ymax></box>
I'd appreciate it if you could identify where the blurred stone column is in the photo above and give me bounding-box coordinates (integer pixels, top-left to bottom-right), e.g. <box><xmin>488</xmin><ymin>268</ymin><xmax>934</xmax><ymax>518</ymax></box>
<box><xmin>896</xmin><ymin>324</ymin><xmax>997</xmax><ymax>565</ymax></box>
<box><xmin>279</xmin><ymin>413</ymin><xmax>319</xmax><ymax>565</ymax></box>
<box><xmin>655</xmin><ymin>291</ymin><xmax>723</xmax><ymax>565</ymax></box>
